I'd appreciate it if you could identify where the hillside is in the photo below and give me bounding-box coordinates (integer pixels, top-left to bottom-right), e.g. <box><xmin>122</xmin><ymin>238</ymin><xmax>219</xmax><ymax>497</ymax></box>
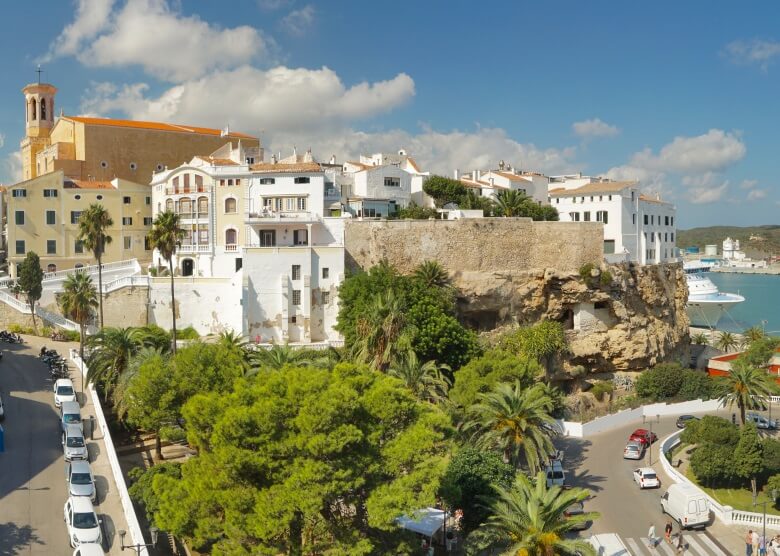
<box><xmin>677</xmin><ymin>225</ymin><xmax>780</xmax><ymax>258</ymax></box>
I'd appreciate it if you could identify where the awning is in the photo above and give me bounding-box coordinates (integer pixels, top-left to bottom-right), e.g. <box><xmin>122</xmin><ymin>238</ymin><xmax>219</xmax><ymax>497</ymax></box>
<box><xmin>396</xmin><ymin>507</ymin><xmax>447</xmax><ymax>537</ymax></box>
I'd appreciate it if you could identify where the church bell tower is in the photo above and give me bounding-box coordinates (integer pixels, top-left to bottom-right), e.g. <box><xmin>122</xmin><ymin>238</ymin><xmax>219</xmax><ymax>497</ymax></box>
<box><xmin>20</xmin><ymin>71</ymin><xmax>57</xmax><ymax>181</ymax></box>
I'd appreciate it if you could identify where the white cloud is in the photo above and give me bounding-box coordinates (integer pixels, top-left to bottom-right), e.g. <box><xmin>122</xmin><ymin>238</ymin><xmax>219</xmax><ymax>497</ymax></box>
<box><xmin>724</xmin><ymin>39</ymin><xmax>780</xmax><ymax>71</ymax></box>
<box><xmin>280</xmin><ymin>5</ymin><xmax>315</xmax><ymax>36</ymax></box>
<box><xmin>572</xmin><ymin>118</ymin><xmax>619</xmax><ymax>139</ymax></box>
<box><xmin>0</xmin><ymin>133</ymin><xmax>5</xmax><ymax>149</ymax></box>
<box><xmin>688</xmin><ymin>182</ymin><xmax>729</xmax><ymax>204</ymax></box>
<box><xmin>257</xmin><ymin>0</ymin><xmax>292</xmax><ymax>10</ymax></box>
<box><xmin>81</xmin><ymin>65</ymin><xmax>416</xmax><ymax>132</ymax></box>
<box><xmin>49</xmin><ymin>0</ymin><xmax>270</xmax><ymax>82</ymax></box>
<box><xmin>747</xmin><ymin>189</ymin><xmax>768</xmax><ymax>201</ymax></box>
<box><xmin>627</xmin><ymin>129</ymin><xmax>745</xmax><ymax>174</ymax></box>
<box><xmin>1</xmin><ymin>152</ymin><xmax>22</xmax><ymax>184</ymax></box>
<box><xmin>740</xmin><ymin>179</ymin><xmax>758</xmax><ymax>189</ymax></box>
<box><xmin>40</xmin><ymin>0</ymin><xmax>114</xmax><ymax>62</ymax></box>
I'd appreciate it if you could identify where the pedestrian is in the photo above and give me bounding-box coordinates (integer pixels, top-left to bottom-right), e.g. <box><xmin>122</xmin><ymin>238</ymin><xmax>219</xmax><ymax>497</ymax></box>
<box><xmin>648</xmin><ymin>524</ymin><xmax>657</xmax><ymax>548</ymax></box>
<box><xmin>760</xmin><ymin>534</ymin><xmax>767</xmax><ymax>556</ymax></box>
<box><xmin>665</xmin><ymin>521</ymin><xmax>673</xmax><ymax>544</ymax></box>
<box><xmin>676</xmin><ymin>532</ymin><xmax>684</xmax><ymax>554</ymax></box>
<box><xmin>756</xmin><ymin>530</ymin><xmax>762</xmax><ymax>554</ymax></box>
<box><xmin>748</xmin><ymin>530</ymin><xmax>755</xmax><ymax>556</ymax></box>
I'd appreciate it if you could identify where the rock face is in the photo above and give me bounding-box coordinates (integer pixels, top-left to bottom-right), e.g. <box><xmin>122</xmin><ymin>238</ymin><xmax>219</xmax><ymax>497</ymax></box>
<box><xmin>455</xmin><ymin>264</ymin><xmax>690</xmax><ymax>372</ymax></box>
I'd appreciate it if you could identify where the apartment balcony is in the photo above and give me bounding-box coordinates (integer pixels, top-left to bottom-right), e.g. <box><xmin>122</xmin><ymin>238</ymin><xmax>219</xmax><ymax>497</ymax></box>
<box><xmin>177</xmin><ymin>211</ymin><xmax>210</xmax><ymax>221</ymax></box>
<box><xmin>244</xmin><ymin>209</ymin><xmax>320</xmax><ymax>224</ymax></box>
<box><xmin>165</xmin><ymin>185</ymin><xmax>211</xmax><ymax>195</ymax></box>
<box><xmin>225</xmin><ymin>244</ymin><xmax>238</xmax><ymax>252</ymax></box>
<box><xmin>177</xmin><ymin>244</ymin><xmax>211</xmax><ymax>254</ymax></box>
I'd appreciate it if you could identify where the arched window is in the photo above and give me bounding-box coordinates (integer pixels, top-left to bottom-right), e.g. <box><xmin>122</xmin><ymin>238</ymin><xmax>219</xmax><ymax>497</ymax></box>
<box><xmin>198</xmin><ymin>196</ymin><xmax>208</xmax><ymax>215</ymax></box>
<box><xmin>165</xmin><ymin>198</ymin><xmax>174</xmax><ymax>212</ymax></box>
<box><xmin>41</xmin><ymin>98</ymin><xmax>47</xmax><ymax>121</ymax></box>
<box><xmin>47</xmin><ymin>264</ymin><xmax>57</xmax><ymax>273</ymax></box>
<box><xmin>180</xmin><ymin>198</ymin><xmax>192</xmax><ymax>215</ymax></box>
<box><xmin>225</xmin><ymin>228</ymin><xmax>237</xmax><ymax>245</ymax></box>
<box><xmin>157</xmin><ymin>202</ymin><xmax>162</xmax><ymax>213</ymax></box>
<box><xmin>224</xmin><ymin>197</ymin><xmax>237</xmax><ymax>213</ymax></box>
<box><xmin>31</xmin><ymin>98</ymin><xmax>37</xmax><ymax>121</ymax></box>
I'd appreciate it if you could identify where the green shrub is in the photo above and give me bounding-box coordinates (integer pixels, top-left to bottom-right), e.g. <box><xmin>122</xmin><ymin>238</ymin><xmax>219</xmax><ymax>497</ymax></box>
<box><xmin>600</xmin><ymin>270</ymin><xmax>613</xmax><ymax>286</ymax></box>
<box><xmin>681</xmin><ymin>415</ymin><xmax>739</xmax><ymax>446</ymax></box>
<box><xmin>40</xmin><ymin>326</ymin><xmax>53</xmax><ymax>338</ymax></box>
<box><xmin>579</xmin><ymin>263</ymin><xmax>596</xmax><ymax>283</ymax></box>
<box><xmin>690</xmin><ymin>443</ymin><xmax>736</xmax><ymax>486</ymax></box>
<box><xmin>677</xmin><ymin>369</ymin><xmax>715</xmax><ymax>400</ymax></box>
<box><xmin>590</xmin><ymin>380</ymin><xmax>614</xmax><ymax>402</ymax></box>
<box><xmin>765</xmin><ymin>474</ymin><xmax>780</xmax><ymax>506</ymax></box>
<box><xmin>396</xmin><ymin>203</ymin><xmax>439</xmax><ymax>220</ymax></box>
<box><xmin>176</xmin><ymin>326</ymin><xmax>200</xmax><ymax>340</ymax></box>
<box><xmin>635</xmin><ymin>363</ymin><xmax>685</xmax><ymax>400</ymax></box>
<box><xmin>63</xmin><ymin>330</ymin><xmax>81</xmax><ymax>342</ymax></box>
<box><xmin>569</xmin><ymin>365</ymin><xmax>587</xmax><ymax>378</ymax></box>
<box><xmin>8</xmin><ymin>323</ymin><xmax>34</xmax><ymax>335</ymax></box>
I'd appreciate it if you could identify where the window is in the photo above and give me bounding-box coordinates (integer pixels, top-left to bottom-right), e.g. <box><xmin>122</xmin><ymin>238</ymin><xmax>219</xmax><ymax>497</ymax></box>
<box><xmin>651</xmin><ymin>215</ymin><xmax>654</xmax><ymax>225</ymax></box>
<box><xmin>664</xmin><ymin>216</ymin><xmax>669</xmax><ymax>226</ymax></box>
<box><xmin>47</xmin><ymin>240</ymin><xmax>56</xmax><ymax>254</ymax></box>
<box><xmin>144</xmin><ymin>237</ymin><xmax>151</xmax><ymax>251</ymax></box>
<box><xmin>235</xmin><ymin>179</ymin><xmax>241</xmax><ymax>186</ymax></box>
<box><xmin>74</xmin><ymin>195</ymin><xmax>81</xmax><ymax>200</ymax></box>
<box><xmin>227</xmin><ymin>179</ymin><xmax>234</xmax><ymax>186</ymax></box>
<box><xmin>632</xmin><ymin>213</ymin><xmax>636</xmax><ymax>225</ymax></box>
<box><xmin>569</xmin><ymin>212</ymin><xmax>580</xmax><ymax>222</ymax></box>
<box><xmin>292</xmin><ymin>290</ymin><xmax>301</xmax><ymax>306</ymax></box>
<box><xmin>596</xmin><ymin>211</ymin><xmax>608</xmax><ymax>224</ymax></box>
<box><xmin>46</xmin><ymin>210</ymin><xmax>55</xmax><ymax>225</ymax></box>
<box><xmin>297</xmin><ymin>197</ymin><xmax>307</xmax><ymax>211</ymax></box>
<box><xmin>145</xmin><ymin>196</ymin><xmax>151</xmax><ymax>205</ymax></box>
<box><xmin>124</xmin><ymin>237</ymin><xmax>131</xmax><ymax>249</ymax></box>
<box><xmin>219</xmin><ymin>179</ymin><xmax>225</xmax><ymax>186</ymax></box>
<box><xmin>15</xmin><ymin>240</ymin><xmax>25</xmax><ymax>255</ymax></box>
<box><xmin>286</xmin><ymin>197</ymin><xmax>296</xmax><ymax>211</ymax></box>
<box><xmin>224</xmin><ymin>198</ymin><xmax>237</xmax><ymax>213</ymax></box>
<box><xmin>260</xmin><ymin>230</ymin><xmax>276</xmax><ymax>247</ymax></box>
<box><xmin>644</xmin><ymin>214</ymin><xmax>648</xmax><ymax>225</ymax></box>
<box><xmin>122</xmin><ymin>217</ymin><xmax>133</xmax><ymax>225</ymax></box>
<box><xmin>384</xmin><ymin>177</ymin><xmax>401</xmax><ymax>187</ymax></box>
<box><xmin>12</xmin><ymin>189</ymin><xmax>26</xmax><ymax>198</ymax></box>
<box><xmin>15</xmin><ymin>211</ymin><xmax>25</xmax><ymax>225</ymax></box>
<box><xmin>294</xmin><ymin>177</ymin><xmax>310</xmax><ymax>184</ymax></box>
<box><xmin>290</xmin><ymin>315</ymin><xmax>297</xmax><ymax>324</ymax></box>
<box><xmin>671</xmin><ymin>216</ymin><xmax>674</xmax><ymax>226</ymax></box>
<box><xmin>631</xmin><ymin>191</ymin><xmax>635</xmax><ymax>201</ymax></box>
<box><xmin>322</xmin><ymin>267</ymin><xmax>329</xmax><ymax>279</ymax></box>
<box><xmin>183</xmin><ymin>174</ymin><xmax>190</xmax><ymax>191</ymax></box>
<box><xmin>144</xmin><ymin>217</ymin><xmax>153</xmax><ymax>226</ymax></box>
<box><xmin>173</xmin><ymin>177</ymin><xmax>180</xmax><ymax>188</ymax></box>
<box><xmin>43</xmin><ymin>189</ymin><xmax>58</xmax><ymax>198</ymax></box>
<box><xmin>555</xmin><ymin>198</ymin><xmax>559</xmax><ymax>204</ymax></box>
<box><xmin>165</xmin><ymin>199</ymin><xmax>174</xmax><ymax>212</ymax></box>
<box><xmin>225</xmin><ymin>228</ymin><xmax>237</xmax><ymax>245</ymax></box>
<box><xmin>665</xmin><ymin>233</ymin><xmax>668</xmax><ymax>242</ymax></box>
<box><xmin>671</xmin><ymin>232</ymin><xmax>675</xmax><ymax>242</ymax></box>
<box><xmin>259</xmin><ymin>178</ymin><xmax>275</xmax><ymax>185</ymax></box>
<box><xmin>123</xmin><ymin>196</ymin><xmax>131</xmax><ymax>204</ymax></box>
<box><xmin>96</xmin><ymin>195</ymin><xmax>103</xmax><ymax>200</ymax></box>
<box><xmin>195</xmin><ymin>175</ymin><xmax>203</xmax><ymax>188</ymax></box>
<box><xmin>590</xmin><ymin>196</ymin><xmax>594</xmax><ymax>202</ymax></box>
<box><xmin>292</xmin><ymin>265</ymin><xmax>301</xmax><ymax>280</ymax></box>
<box><xmin>75</xmin><ymin>240</ymin><xmax>84</xmax><ymax>254</ymax></box>
<box><xmin>293</xmin><ymin>229</ymin><xmax>308</xmax><ymax>245</ymax></box>
<box><xmin>235</xmin><ymin>257</ymin><xmax>243</xmax><ymax>271</ymax></box>
<box><xmin>603</xmin><ymin>240</ymin><xmax>615</xmax><ymax>254</ymax></box>
<box><xmin>608</xmin><ymin>195</ymin><xmax>612</xmax><ymax>201</ymax></box>
<box><xmin>100</xmin><ymin>161</ymin><xmax>108</xmax><ymax>169</ymax></box>
<box><xmin>198</xmin><ymin>197</ymin><xmax>208</xmax><ymax>214</ymax></box>
<box><xmin>583</xmin><ymin>211</ymin><xmax>591</xmax><ymax>222</ymax></box>
<box><xmin>322</xmin><ymin>291</ymin><xmax>330</xmax><ymax>304</ymax></box>
<box><xmin>130</xmin><ymin>162</ymin><xmax>137</xmax><ymax>171</ymax></box>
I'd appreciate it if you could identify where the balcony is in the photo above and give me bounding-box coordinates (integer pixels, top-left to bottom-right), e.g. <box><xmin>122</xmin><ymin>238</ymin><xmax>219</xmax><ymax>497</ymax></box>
<box><xmin>324</xmin><ymin>187</ymin><xmax>340</xmax><ymax>199</ymax></box>
<box><xmin>177</xmin><ymin>244</ymin><xmax>211</xmax><ymax>253</ymax></box>
<box><xmin>225</xmin><ymin>244</ymin><xmax>238</xmax><ymax>252</ymax></box>
<box><xmin>177</xmin><ymin>211</ymin><xmax>210</xmax><ymax>221</ymax></box>
<box><xmin>245</xmin><ymin>209</ymin><xmax>320</xmax><ymax>224</ymax></box>
<box><xmin>165</xmin><ymin>185</ymin><xmax>211</xmax><ymax>195</ymax></box>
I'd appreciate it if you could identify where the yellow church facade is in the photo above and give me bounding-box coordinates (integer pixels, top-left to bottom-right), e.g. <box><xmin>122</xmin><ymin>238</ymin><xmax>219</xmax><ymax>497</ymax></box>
<box><xmin>8</xmin><ymin>81</ymin><xmax>260</xmax><ymax>276</ymax></box>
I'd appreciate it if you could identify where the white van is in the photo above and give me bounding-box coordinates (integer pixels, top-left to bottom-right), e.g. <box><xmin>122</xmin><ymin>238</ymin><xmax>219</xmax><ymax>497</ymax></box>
<box><xmin>660</xmin><ymin>483</ymin><xmax>710</xmax><ymax>529</ymax></box>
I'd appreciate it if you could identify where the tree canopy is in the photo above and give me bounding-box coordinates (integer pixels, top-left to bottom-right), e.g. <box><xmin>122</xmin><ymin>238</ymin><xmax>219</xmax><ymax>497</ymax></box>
<box><xmin>423</xmin><ymin>175</ymin><xmax>468</xmax><ymax>207</ymax></box>
<box><xmin>17</xmin><ymin>251</ymin><xmax>43</xmax><ymax>331</ymax></box>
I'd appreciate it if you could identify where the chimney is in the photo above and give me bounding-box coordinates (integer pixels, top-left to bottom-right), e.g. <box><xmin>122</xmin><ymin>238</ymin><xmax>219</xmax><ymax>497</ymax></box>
<box><xmin>453</xmin><ymin>169</ymin><xmax>460</xmax><ymax>180</ymax></box>
<box><xmin>329</xmin><ymin>154</ymin><xmax>337</xmax><ymax>164</ymax></box>
<box><xmin>474</xmin><ymin>169</ymin><xmax>481</xmax><ymax>182</ymax></box>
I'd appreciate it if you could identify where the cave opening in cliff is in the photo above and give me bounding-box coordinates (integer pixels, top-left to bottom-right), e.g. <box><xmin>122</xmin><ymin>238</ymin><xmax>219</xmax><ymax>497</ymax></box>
<box><xmin>461</xmin><ymin>310</ymin><xmax>500</xmax><ymax>331</ymax></box>
<box><xmin>558</xmin><ymin>308</ymin><xmax>574</xmax><ymax>330</ymax></box>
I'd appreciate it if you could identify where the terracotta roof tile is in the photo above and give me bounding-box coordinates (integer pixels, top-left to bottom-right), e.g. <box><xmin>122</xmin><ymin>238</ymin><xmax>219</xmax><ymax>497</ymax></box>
<box><xmin>250</xmin><ymin>162</ymin><xmax>322</xmax><ymax>174</ymax></box>
<box><xmin>345</xmin><ymin>161</ymin><xmax>373</xmax><ymax>170</ymax></box>
<box><xmin>65</xmin><ymin>116</ymin><xmax>256</xmax><ymax>140</ymax></box>
<box><xmin>196</xmin><ymin>156</ymin><xmax>239</xmax><ymax>166</ymax></box>
<box><xmin>406</xmin><ymin>157</ymin><xmax>422</xmax><ymax>172</ymax></box>
<box><xmin>639</xmin><ymin>194</ymin><xmax>671</xmax><ymax>205</ymax></box>
<box><xmin>548</xmin><ymin>181</ymin><xmax>636</xmax><ymax>196</ymax></box>
<box><xmin>64</xmin><ymin>179</ymin><xmax>114</xmax><ymax>190</ymax></box>
<box><xmin>493</xmin><ymin>171</ymin><xmax>533</xmax><ymax>182</ymax></box>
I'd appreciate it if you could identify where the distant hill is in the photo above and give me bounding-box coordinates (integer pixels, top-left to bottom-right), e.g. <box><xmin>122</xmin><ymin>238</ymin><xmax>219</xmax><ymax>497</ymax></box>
<box><xmin>677</xmin><ymin>225</ymin><xmax>780</xmax><ymax>258</ymax></box>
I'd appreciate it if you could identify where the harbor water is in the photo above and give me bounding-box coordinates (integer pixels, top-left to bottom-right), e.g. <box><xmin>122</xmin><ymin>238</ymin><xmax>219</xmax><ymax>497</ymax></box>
<box><xmin>706</xmin><ymin>272</ymin><xmax>780</xmax><ymax>334</ymax></box>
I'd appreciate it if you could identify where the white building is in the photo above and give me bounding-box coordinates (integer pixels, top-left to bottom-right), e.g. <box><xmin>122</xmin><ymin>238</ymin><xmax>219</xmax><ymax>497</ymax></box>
<box><xmin>548</xmin><ymin>177</ymin><xmax>677</xmax><ymax>265</ymax></box>
<box><xmin>150</xmin><ymin>143</ymin><xmax>344</xmax><ymax>344</ymax></box>
<box><xmin>458</xmin><ymin>164</ymin><xmax>550</xmax><ymax>204</ymax></box>
<box><xmin>721</xmin><ymin>237</ymin><xmax>767</xmax><ymax>268</ymax></box>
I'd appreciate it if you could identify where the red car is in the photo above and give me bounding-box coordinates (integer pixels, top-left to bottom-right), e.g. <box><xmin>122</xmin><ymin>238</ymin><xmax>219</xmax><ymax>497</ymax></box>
<box><xmin>629</xmin><ymin>428</ymin><xmax>658</xmax><ymax>446</ymax></box>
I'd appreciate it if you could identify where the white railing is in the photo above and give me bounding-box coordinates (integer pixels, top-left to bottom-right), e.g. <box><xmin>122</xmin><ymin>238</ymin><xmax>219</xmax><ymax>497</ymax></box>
<box><xmin>178</xmin><ymin>244</ymin><xmax>211</xmax><ymax>253</ymax></box>
<box><xmin>36</xmin><ymin>305</ymin><xmax>80</xmax><ymax>331</ymax></box>
<box><xmin>101</xmin><ymin>275</ymin><xmax>150</xmax><ymax>293</ymax></box>
<box><xmin>245</xmin><ymin>210</ymin><xmax>320</xmax><ymax>222</ymax></box>
<box><xmin>224</xmin><ymin>244</ymin><xmax>238</xmax><ymax>252</ymax></box>
<box><xmin>40</xmin><ymin>259</ymin><xmax>139</xmax><ymax>281</ymax></box>
<box><xmin>70</xmin><ymin>350</ymin><xmax>150</xmax><ymax>555</ymax></box>
<box><xmin>0</xmin><ymin>290</ymin><xmax>32</xmax><ymax>313</ymax></box>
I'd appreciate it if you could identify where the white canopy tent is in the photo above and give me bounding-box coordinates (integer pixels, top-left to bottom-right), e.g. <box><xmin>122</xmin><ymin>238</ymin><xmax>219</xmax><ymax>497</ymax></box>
<box><xmin>396</xmin><ymin>507</ymin><xmax>447</xmax><ymax>538</ymax></box>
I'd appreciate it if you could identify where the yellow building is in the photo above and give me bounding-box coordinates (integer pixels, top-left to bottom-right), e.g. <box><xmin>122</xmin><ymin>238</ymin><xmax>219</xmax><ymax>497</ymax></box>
<box><xmin>8</xmin><ymin>80</ymin><xmax>260</xmax><ymax>275</ymax></box>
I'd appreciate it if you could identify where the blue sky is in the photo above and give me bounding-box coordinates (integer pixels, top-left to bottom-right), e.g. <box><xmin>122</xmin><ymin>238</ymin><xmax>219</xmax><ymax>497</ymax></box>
<box><xmin>1</xmin><ymin>0</ymin><xmax>779</xmax><ymax>228</ymax></box>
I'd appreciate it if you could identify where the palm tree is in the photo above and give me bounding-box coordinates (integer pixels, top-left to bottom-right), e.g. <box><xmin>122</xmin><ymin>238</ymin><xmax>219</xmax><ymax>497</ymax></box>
<box><xmin>717</xmin><ymin>359</ymin><xmax>777</xmax><ymax>425</ymax></box>
<box><xmin>351</xmin><ymin>290</ymin><xmax>411</xmax><ymax>371</ymax></box>
<box><xmin>251</xmin><ymin>344</ymin><xmax>331</xmax><ymax>372</ymax></box>
<box><xmin>744</xmin><ymin>326</ymin><xmax>765</xmax><ymax>345</ymax></box>
<box><xmin>715</xmin><ymin>331</ymin><xmax>740</xmax><ymax>353</ymax></box>
<box><xmin>388</xmin><ymin>350</ymin><xmax>451</xmax><ymax>404</ymax></box>
<box><xmin>413</xmin><ymin>260</ymin><xmax>451</xmax><ymax>289</ymax></box>
<box><xmin>691</xmin><ymin>332</ymin><xmax>710</xmax><ymax>346</ymax></box>
<box><xmin>85</xmin><ymin>327</ymin><xmax>145</xmax><ymax>398</ymax></box>
<box><xmin>58</xmin><ymin>273</ymin><xmax>99</xmax><ymax>391</ymax></box>
<box><xmin>464</xmin><ymin>382</ymin><xmax>559</xmax><ymax>472</ymax></box>
<box><xmin>148</xmin><ymin>210</ymin><xmax>185</xmax><ymax>354</ymax></box>
<box><xmin>473</xmin><ymin>472</ymin><xmax>598</xmax><ymax>556</ymax></box>
<box><xmin>459</xmin><ymin>189</ymin><xmax>494</xmax><ymax>214</ymax></box>
<box><xmin>78</xmin><ymin>203</ymin><xmax>113</xmax><ymax>328</ymax></box>
<box><xmin>113</xmin><ymin>346</ymin><xmax>166</xmax><ymax>421</ymax></box>
<box><xmin>494</xmin><ymin>190</ymin><xmax>529</xmax><ymax>217</ymax></box>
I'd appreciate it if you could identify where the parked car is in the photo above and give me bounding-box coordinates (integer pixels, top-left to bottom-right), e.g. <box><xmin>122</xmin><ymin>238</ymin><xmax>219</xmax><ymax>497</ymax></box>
<box><xmin>63</xmin><ymin>496</ymin><xmax>102</xmax><ymax>547</ymax></box>
<box><xmin>73</xmin><ymin>544</ymin><xmax>105</xmax><ymax>556</ymax></box>
<box><xmin>60</xmin><ymin>400</ymin><xmax>83</xmax><ymax>433</ymax></box>
<box><xmin>544</xmin><ymin>460</ymin><xmax>566</xmax><ymax>488</ymax></box>
<box><xmin>62</xmin><ymin>424</ymin><xmax>88</xmax><ymax>462</ymax></box>
<box><xmin>676</xmin><ymin>415</ymin><xmax>700</xmax><ymax>429</ymax></box>
<box><xmin>623</xmin><ymin>441</ymin><xmax>644</xmax><ymax>460</ymax></box>
<box><xmin>563</xmin><ymin>501</ymin><xmax>590</xmax><ymax>531</ymax></box>
<box><xmin>746</xmin><ymin>412</ymin><xmax>777</xmax><ymax>430</ymax></box>
<box><xmin>633</xmin><ymin>467</ymin><xmax>660</xmax><ymax>489</ymax></box>
<box><xmin>66</xmin><ymin>460</ymin><xmax>97</xmax><ymax>503</ymax></box>
<box><xmin>629</xmin><ymin>428</ymin><xmax>657</xmax><ymax>446</ymax></box>
<box><xmin>54</xmin><ymin>378</ymin><xmax>76</xmax><ymax>408</ymax></box>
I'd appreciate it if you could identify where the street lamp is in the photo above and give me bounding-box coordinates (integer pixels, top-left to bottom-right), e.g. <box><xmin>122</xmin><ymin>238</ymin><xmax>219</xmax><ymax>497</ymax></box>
<box><xmin>753</xmin><ymin>488</ymin><xmax>778</xmax><ymax>548</ymax></box>
<box><xmin>118</xmin><ymin>527</ymin><xmax>159</xmax><ymax>553</ymax></box>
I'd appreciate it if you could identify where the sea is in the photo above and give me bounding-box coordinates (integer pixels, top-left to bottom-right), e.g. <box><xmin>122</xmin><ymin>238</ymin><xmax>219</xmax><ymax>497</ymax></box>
<box><xmin>706</xmin><ymin>272</ymin><xmax>780</xmax><ymax>335</ymax></box>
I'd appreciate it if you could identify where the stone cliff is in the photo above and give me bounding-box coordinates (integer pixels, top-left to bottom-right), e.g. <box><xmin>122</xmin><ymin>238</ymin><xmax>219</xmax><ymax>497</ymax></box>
<box><xmin>345</xmin><ymin>219</ymin><xmax>690</xmax><ymax>373</ymax></box>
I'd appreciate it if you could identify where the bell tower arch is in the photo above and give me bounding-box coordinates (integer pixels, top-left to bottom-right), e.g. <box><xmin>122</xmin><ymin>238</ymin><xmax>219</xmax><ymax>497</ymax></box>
<box><xmin>20</xmin><ymin>78</ymin><xmax>57</xmax><ymax>180</ymax></box>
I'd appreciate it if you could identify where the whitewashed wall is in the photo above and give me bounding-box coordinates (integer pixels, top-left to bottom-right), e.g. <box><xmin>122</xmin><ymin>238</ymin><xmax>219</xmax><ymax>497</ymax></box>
<box><xmin>149</xmin><ymin>276</ymin><xmax>243</xmax><ymax>335</ymax></box>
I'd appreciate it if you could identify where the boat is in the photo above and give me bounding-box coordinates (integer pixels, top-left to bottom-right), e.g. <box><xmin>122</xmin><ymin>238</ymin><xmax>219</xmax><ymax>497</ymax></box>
<box><xmin>684</xmin><ymin>261</ymin><xmax>744</xmax><ymax>328</ymax></box>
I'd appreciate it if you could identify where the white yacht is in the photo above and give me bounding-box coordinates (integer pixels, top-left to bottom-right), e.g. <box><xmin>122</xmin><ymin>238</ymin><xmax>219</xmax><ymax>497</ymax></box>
<box><xmin>684</xmin><ymin>261</ymin><xmax>744</xmax><ymax>328</ymax></box>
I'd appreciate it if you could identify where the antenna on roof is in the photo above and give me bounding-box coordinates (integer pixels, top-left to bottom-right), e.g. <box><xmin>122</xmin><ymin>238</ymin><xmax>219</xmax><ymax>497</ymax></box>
<box><xmin>36</xmin><ymin>64</ymin><xmax>43</xmax><ymax>84</ymax></box>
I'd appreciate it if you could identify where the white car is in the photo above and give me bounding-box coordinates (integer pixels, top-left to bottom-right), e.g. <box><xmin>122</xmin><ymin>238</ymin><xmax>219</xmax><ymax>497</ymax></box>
<box><xmin>54</xmin><ymin>378</ymin><xmax>77</xmax><ymax>408</ymax></box>
<box><xmin>633</xmin><ymin>467</ymin><xmax>660</xmax><ymax>489</ymax></box>
<box><xmin>73</xmin><ymin>544</ymin><xmax>105</xmax><ymax>556</ymax></box>
<box><xmin>64</xmin><ymin>496</ymin><xmax>102</xmax><ymax>547</ymax></box>
<box><xmin>623</xmin><ymin>441</ymin><xmax>644</xmax><ymax>460</ymax></box>
<box><xmin>66</xmin><ymin>460</ymin><xmax>97</xmax><ymax>503</ymax></box>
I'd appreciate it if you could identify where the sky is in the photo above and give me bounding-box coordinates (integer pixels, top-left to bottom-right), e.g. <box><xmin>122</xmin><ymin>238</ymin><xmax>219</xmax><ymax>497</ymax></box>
<box><xmin>0</xmin><ymin>0</ymin><xmax>779</xmax><ymax>228</ymax></box>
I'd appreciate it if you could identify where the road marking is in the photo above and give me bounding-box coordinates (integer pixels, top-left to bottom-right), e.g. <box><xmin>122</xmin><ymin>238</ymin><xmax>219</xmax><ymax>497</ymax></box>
<box><xmin>627</xmin><ymin>537</ymin><xmax>645</xmax><ymax>554</ymax></box>
<box><xmin>697</xmin><ymin>533</ymin><xmax>729</xmax><ymax>556</ymax></box>
<box><xmin>655</xmin><ymin>540</ymin><xmax>675</xmax><ymax>555</ymax></box>
<box><xmin>684</xmin><ymin>534</ymin><xmax>706</xmax><ymax>554</ymax></box>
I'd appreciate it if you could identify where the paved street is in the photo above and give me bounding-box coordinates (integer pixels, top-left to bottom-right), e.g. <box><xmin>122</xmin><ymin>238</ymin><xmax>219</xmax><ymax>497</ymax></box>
<box><xmin>561</xmin><ymin>408</ymin><xmax>774</xmax><ymax>554</ymax></box>
<box><xmin>0</xmin><ymin>336</ymin><xmax>130</xmax><ymax>555</ymax></box>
